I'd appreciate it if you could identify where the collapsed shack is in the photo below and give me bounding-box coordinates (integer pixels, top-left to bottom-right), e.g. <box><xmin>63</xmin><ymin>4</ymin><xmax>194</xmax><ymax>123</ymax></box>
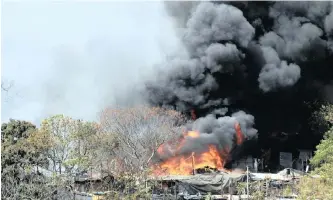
<box><xmin>74</xmin><ymin>172</ymin><xmax>115</xmax><ymax>193</ymax></box>
<box><xmin>74</xmin><ymin>172</ymin><xmax>149</xmax><ymax>199</ymax></box>
<box><xmin>148</xmin><ymin>168</ymin><xmax>305</xmax><ymax>199</ymax></box>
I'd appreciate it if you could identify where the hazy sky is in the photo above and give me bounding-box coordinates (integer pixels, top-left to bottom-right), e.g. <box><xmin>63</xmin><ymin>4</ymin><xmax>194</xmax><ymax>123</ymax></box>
<box><xmin>1</xmin><ymin>1</ymin><xmax>180</xmax><ymax>124</ymax></box>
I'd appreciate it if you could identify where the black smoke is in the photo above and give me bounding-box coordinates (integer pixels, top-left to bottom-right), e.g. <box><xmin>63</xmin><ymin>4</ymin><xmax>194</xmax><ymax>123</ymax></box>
<box><xmin>146</xmin><ymin>1</ymin><xmax>333</xmax><ymax>170</ymax></box>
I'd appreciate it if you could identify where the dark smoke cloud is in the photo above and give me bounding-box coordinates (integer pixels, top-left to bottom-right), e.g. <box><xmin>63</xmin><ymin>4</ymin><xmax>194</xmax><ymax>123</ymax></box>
<box><xmin>181</xmin><ymin>111</ymin><xmax>257</xmax><ymax>154</ymax></box>
<box><xmin>258</xmin><ymin>46</ymin><xmax>301</xmax><ymax>92</ymax></box>
<box><xmin>147</xmin><ymin>1</ymin><xmax>333</xmax><ymax>165</ymax></box>
<box><xmin>183</xmin><ymin>2</ymin><xmax>255</xmax><ymax>53</ymax></box>
<box><xmin>146</xmin><ymin>2</ymin><xmax>255</xmax><ymax>111</ymax></box>
<box><xmin>157</xmin><ymin>111</ymin><xmax>257</xmax><ymax>160</ymax></box>
<box><xmin>212</xmin><ymin>107</ymin><xmax>228</xmax><ymax>116</ymax></box>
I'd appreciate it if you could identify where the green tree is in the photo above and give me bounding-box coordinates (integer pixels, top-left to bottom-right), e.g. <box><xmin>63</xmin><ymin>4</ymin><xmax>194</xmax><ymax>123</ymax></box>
<box><xmin>1</xmin><ymin>119</ymin><xmax>52</xmax><ymax>199</ymax></box>
<box><xmin>1</xmin><ymin>119</ymin><xmax>49</xmax><ymax>170</ymax></box>
<box><xmin>310</xmin><ymin>104</ymin><xmax>333</xmax><ymax>183</ymax></box>
<box><xmin>41</xmin><ymin>115</ymin><xmax>98</xmax><ymax>175</ymax></box>
<box><xmin>63</xmin><ymin>120</ymin><xmax>99</xmax><ymax>174</ymax></box>
<box><xmin>297</xmin><ymin>104</ymin><xmax>333</xmax><ymax>199</ymax></box>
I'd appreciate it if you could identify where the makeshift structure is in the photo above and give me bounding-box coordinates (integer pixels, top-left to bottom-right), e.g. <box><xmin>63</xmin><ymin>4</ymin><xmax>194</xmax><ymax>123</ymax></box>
<box><xmin>150</xmin><ymin>172</ymin><xmax>246</xmax><ymax>195</ymax></box>
<box><xmin>149</xmin><ymin>168</ymin><xmax>304</xmax><ymax>199</ymax></box>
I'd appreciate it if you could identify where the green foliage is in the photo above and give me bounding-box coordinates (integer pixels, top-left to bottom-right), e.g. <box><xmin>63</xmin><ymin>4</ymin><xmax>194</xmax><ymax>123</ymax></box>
<box><xmin>297</xmin><ymin>176</ymin><xmax>333</xmax><ymax>200</ymax></box>
<box><xmin>311</xmin><ymin>127</ymin><xmax>333</xmax><ymax>167</ymax></box>
<box><xmin>104</xmin><ymin>173</ymin><xmax>151</xmax><ymax>200</ymax></box>
<box><xmin>1</xmin><ymin>107</ymin><xmax>186</xmax><ymax>199</ymax></box>
<box><xmin>1</xmin><ymin>119</ymin><xmax>54</xmax><ymax>199</ymax></box>
<box><xmin>252</xmin><ymin>190</ymin><xmax>265</xmax><ymax>200</ymax></box>
<box><xmin>205</xmin><ymin>192</ymin><xmax>212</xmax><ymax>200</ymax></box>
<box><xmin>41</xmin><ymin>115</ymin><xmax>98</xmax><ymax>174</ymax></box>
<box><xmin>320</xmin><ymin>104</ymin><xmax>333</xmax><ymax>123</ymax></box>
<box><xmin>236</xmin><ymin>182</ymin><xmax>247</xmax><ymax>195</ymax></box>
<box><xmin>236</xmin><ymin>180</ymin><xmax>266</xmax><ymax>199</ymax></box>
<box><xmin>309</xmin><ymin>104</ymin><xmax>333</xmax><ymax>185</ymax></box>
<box><xmin>282</xmin><ymin>185</ymin><xmax>292</xmax><ymax>197</ymax></box>
<box><xmin>1</xmin><ymin>119</ymin><xmax>36</xmax><ymax>143</ymax></box>
<box><xmin>1</xmin><ymin>119</ymin><xmax>46</xmax><ymax>168</ymax></box>
<box><xmin>309</xmin><ymin>102</ymin><xmax>332</xmax><ymax>135</ymax></box>
<box><xmin>297</xmin><ymin>103</ymin><xmax>333</xmax><ymax>199</ymax></box>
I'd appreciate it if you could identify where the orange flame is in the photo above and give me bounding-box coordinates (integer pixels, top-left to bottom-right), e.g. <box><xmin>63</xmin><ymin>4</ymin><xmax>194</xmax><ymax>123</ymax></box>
<box><xmin>152</xmin><ymin>122</ymin><xmax>245</xmax><ymax>176</ymax></box>
<box><xmin>185</xmin><ymin>131</ymin><xmax>200</xmax><ymax>138</ymax></box>
<box><xmin>153</xmin><ymin>144</ymin><xmax>229</xmax><ymax>175</ymax></box>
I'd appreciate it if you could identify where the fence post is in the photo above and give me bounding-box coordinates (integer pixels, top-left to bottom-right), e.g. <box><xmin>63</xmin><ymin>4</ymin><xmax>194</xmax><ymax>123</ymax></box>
<box><xmin>174</xmin><ymin>182</ymin><xmax>177</xmax><ymax>200</ymax></box>
<box><xmin>265</xmin><ymin>179</ymin><xmax>268</xmax><ymax>197</ymax></box>
<box><xmin>229</xmin><ymin>179</ymin><xmax>233</xmax><ymax>200</ymax></box>
<box><xmin>246</xmin><ymin>166</ymin><xmax>249</xmax><ymax>199</ymax></box>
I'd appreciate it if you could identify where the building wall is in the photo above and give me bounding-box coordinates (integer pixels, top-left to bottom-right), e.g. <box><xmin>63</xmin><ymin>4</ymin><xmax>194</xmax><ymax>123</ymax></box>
<box><xmin>232</xmin><ymin>156</ymin><xmax>258</xmax><ymax>172</ymax></box>
<box><xmin>295</xmin><ymin>150</ymin><xmax>312</xmax><ymax>172</ymax></box>
<box><xmin>279</xmin><ymin>152</ymin><xmax>293</xmax><ymax>168</ymax></box>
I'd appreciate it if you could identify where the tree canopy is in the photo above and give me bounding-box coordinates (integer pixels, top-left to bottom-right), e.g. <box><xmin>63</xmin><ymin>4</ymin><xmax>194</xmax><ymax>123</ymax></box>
<box><xmin>297</xmin><ymin>103</ymin><xmax>333</xmax><ymax>199</ymax></box>
<box><xmin>1</xmin><ymin>119</ymin><xmax>53</xmax><ymax>199</ymax></box>
<box><xmin>1</xmin><ymin>106</ymin><xmax>188</xmax><ymax>199</ymax></box>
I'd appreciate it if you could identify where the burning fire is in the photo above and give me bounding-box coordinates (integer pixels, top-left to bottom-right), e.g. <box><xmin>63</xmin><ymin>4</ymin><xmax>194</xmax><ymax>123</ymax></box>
<box><xmin>152</xmin><ymin>122</ymin><xmax>244</xmax><ymax>176</ymax></box>
<box><xmin>185</xmin><ymin>131</ymin><xmax>200</xmax><ymax>138</ymax></box>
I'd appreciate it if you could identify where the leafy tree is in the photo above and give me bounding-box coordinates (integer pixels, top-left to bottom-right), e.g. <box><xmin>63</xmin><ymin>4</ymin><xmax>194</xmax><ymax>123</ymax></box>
<box><xmin>1</xmin><ymin>119</ymin><xmax>53</xmax><ymax>199</ymax></box>
<box><xmin>1</xmin><ymin>119</ymin><xmax>48</xmax><ymax>169</ymax></box>
<box><xmin>310</xmin><ymin>104</ymin><xmax>333</xmax><ymax>182</ymax></box>
<box><xmin>1</xmin><ymin>107</ymin><xmax>188</xmax><ymax>198</ymax></box>
<box><xmin>297</xmin><ymin>103</ymin><xmax>333</xmax><ymax>199</ymax></box>
<box><xmin>40</xmin><ymin>115</ymin><xmax>76</xmax><ymax>174</ymax></box>
<box><xmin>63</xmin><ymin>120</ymin><xmax>99</xmax><ymax>174</ymax></box>
<box><xmin>41</xmin><ymin>115</ymin><xmax>99</xmax><ymax>175</ymax></box>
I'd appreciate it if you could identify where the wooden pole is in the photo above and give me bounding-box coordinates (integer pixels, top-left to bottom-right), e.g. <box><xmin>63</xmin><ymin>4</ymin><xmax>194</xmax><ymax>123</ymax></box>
<box><xmin>229</xmin><ymin>179</ymin><xmax>233</xmax><ymax>200</ymax></box>
<box><xmin>90</xmin><ymin>166</ymin><xmax>93</xmax><ymax>192</ymax></box>
<box><xmin>174</xmin><ymin>182</ymin><xmax>177</xmax><ymax>199</ymax></box>
<box><xmin>246</xmin><ymin>166</ymin><xmax>249</xmax><ymax>199</ymax></box>
<box><xmin>191</xmin><ymin>152</ymin><xmax>195</xmax><ymax>175</ymax></box>
<box><xmin>222</xmin><ymin>178</ymin><xmax>224</xmax><ymax>197</ymax></box>
<box><xmin>265</xmin><ymin>179</ymin><xmax>268</xmax><ymax>197</ymax></box>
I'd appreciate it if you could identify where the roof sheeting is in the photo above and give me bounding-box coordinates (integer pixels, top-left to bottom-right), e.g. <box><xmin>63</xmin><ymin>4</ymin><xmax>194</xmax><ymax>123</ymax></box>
<box><xmin>150</xmin><ymin>172</ymin><xmax>246</xmax><ymax>195</ymax></box>
<box><xmin>177</xmin><ymin>173</ymin><xmax>246</xmax><ymax>195</ymax></box>
<box><xmin>250</xmin><ymin>168</ymin><xmax>305</xmax><ymax>181</ymax></box>
<box><xmin>149</xmin><ymin>168</ymin><xmax>306</xmax><ymax>195</ymax></box>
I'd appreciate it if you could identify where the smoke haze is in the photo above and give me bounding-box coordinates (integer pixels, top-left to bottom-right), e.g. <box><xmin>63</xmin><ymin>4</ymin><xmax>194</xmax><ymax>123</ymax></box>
<box><xmin>1</xmin><ymin>1</ymin><xmax>180</xmax><ymax>124</ymax></box>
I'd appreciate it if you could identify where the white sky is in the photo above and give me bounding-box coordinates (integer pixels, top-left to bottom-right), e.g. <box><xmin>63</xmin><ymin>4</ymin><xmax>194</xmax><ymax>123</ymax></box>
<box><xmin>1</xmin><ymin>1</ymin><xmax>180</xmax><ymax>124</ymax></box>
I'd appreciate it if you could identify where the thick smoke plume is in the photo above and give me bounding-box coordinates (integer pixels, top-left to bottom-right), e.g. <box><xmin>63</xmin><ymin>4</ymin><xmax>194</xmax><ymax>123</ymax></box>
<box><xmin>183</xmin><ymin>111</ymin><xmax>257</xmax><ymax>154</ymax></box>
<box><xmin>146</xmin><ymin>1</ymin><xmax>333</xmax><ymax>166</ymax></box>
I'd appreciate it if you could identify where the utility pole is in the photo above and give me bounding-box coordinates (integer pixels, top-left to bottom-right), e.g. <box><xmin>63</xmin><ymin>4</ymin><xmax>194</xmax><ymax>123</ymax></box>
<box><xmin>246</xmin><ymin>166</ymin><xmax>249</xmax><ymax>199</ymax></box>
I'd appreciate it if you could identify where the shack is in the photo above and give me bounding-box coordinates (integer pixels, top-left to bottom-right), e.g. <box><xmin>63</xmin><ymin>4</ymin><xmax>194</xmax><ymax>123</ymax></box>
<box><xmin>74</xmin><ymin>172</ymin><xmax>114</xmax><ymax>193</ymax></box>
<box><xmin>149</xmin><ymin>168</ymin><xmax>305</xmax><ymax>199</ymax></box>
